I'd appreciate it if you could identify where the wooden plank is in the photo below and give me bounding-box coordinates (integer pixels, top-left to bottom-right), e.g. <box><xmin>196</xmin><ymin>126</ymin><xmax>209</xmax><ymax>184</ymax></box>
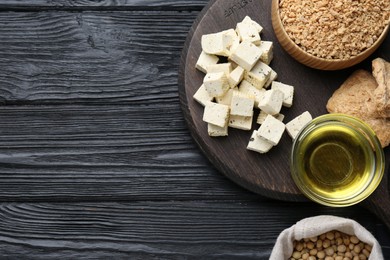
<box><xmin>0</xmin><ymin>201</ymin><xmax>388</xmax><ymax>259</ymax></box>
<box><xmin>0</xmin><ymin>0</ymin><xmax>208</xmax><ymax>10</ymax></box>
<box><xmin>0</xmin><ymin>11</ymin><xmax>197</xmax><ymax>104</ymax></box>
<box><xmin>0</xmin><ymin>104</ymin><xmax>258</xmax><ymax>201</ymax></box>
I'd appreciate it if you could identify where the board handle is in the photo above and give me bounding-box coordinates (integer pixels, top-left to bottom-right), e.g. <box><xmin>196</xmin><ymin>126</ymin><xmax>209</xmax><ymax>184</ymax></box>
<box><xmin>361</xmin><ymin>171</ymin><xmax>390</xmax><ymax>230</ymax></box>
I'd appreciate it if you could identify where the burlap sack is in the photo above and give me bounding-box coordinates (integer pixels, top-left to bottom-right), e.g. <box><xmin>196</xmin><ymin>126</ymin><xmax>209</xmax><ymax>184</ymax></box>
<box><xmin>270</xmin><ymin>215</ymin><xmax>383</xmax><ymax>260</ymax></box>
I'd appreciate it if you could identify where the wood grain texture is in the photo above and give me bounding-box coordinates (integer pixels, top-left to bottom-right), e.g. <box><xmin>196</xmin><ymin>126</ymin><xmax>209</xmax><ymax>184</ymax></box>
<box><xmin>0</xmin><ymin>104</ymin><xmax>259</xmax><ymax>201</ymax></box>
<box><xmin>0</xmin><ymin>0</ymin><xmax>208</xmax><ymax>10</ymax></box>
<box><xmin>0</xmin><ymin>201</ymin><xmax>388</xmax><ymax>259</ymax></box>
<box><xmin>0</xmin><ymin>0</ymin><xmax>388</xmax><ymax>258</ymax></box>
<box><xmin>0</xmin><ymin>11</ymin><xmax>196</xmax><ymax>104</ymax></box>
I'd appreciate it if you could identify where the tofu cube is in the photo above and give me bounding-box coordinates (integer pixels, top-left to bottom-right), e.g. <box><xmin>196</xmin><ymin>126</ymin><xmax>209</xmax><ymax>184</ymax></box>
<box><xmin>257</xmin><ymin>115</ymin><xmax>286</xmax><ymax>145</ymax></box>
<box><xmin>230</xmin><ymin>90</ymin><xmax>255</xmax><ymax>117</ymax></box>
<box><xmin>242</xmin><ymin>16</ymin><xmax>263</xmax><ymax>34</ymax></box>
<box><xmin>286</xmin><ymin>111</ymin><xmax>313</xmax><ymax>139</ymax></box>
<box><xmin>229</xmin><ymin>41</ymin><xmax>262</xmax><ymax>71</ymax></box>
<box><xmin>203</xmin><ymin>72</ymin><xmax>229</xmax><ymax>97</ymax></box>
<box><xmin>195</xmin><ymin>51</ymin><xmax>219</xmax><ymax>74</ymax></box>
<box><xmin>228</xmin><ymin>112</ymin><xmax>253</xmax><ymax>131</ymax></box>
<box><xmin>238</xmin><ymin>80</ymin><xmax>265</xmax><ymax>107</ymax></box>
<box><xmin>256</xmin><ymin>110</ymin><xmax>268</xmax><ymax>125</ymax></box>
<box><xmin>258</xmin><ymin>89</ymin><xmax>284</xmax><ymax>115</ymax></box>
<box><xmin>203</xmin><ymin>102</ymin><xmax>230</xmax><ymax>127</ymax></box>
<box><xmin>208</xmin><ymin>123</ymin><xmax>228</xmax><ymax>137</ymax></box>
<box><xmin>193</xmin><ymin>84</ymin><xmax>214</xmax><ymax>106</ymax></box>
<box><xmin>201</xmin><ymin>29</ymin><xmax>237</xmax><ymax>57</ymax></box>
<box><xmin>216</xmin><ymin>88</ymin><xmax>236</xmax><ymax>106</ymax></box>
<box><xmin>244</xmin><ymin>61</ymin><xmax>272</xmax><ymax>89</ymax></box>
<box><xmin>236</xmin><ymin>21</ymin><xmax>261</xmax><ymax>45</ymax></box>
<box><xmin>247</xmin><ymin>130</ymin><xmax>273</xmax><ymax>154</ymax></box>
<box><xmin>223</xmin><ymin>29</ymin><xmax>240</xmax><ymax>56</ymax></box>
<box><xmin>258</xmin><ymin>41</ymin><xmax>274</xmax><ymax>65</ymax></box>
<box><xmin>229</xmin><ymin>36</ymin><xmax>240</xmax><ymax>54</ymax></box>
<box><xmin>257</xmin><ymin>111</ymin><xmax>284</xmax><ymax>125</ymax></box>
<box><xmin>264</xmin><ymin>68</ymin><xmax>278</xmax><ymax>88</ymax></box>
<box><xmin>271</xmin><ymin>81</ymin><xmax>294</xmax><ymax>107</ymax></box>
<box><xmin>201</xmin><ymin>32</ymin><xmax>225</xmax><ymax>56</ymax></box>
<box><xmin>228</xmin><ymin>66</ymin><xmax>245</xmax><ymax>88</ymax></box>
<box><xmin>207</xmin><ymin>63</ymin><xmax>233</xmax><ymax>74</ymax></box>
<box><xmin>275</xmin><ymin>113</ymin><xmax>285</xmax><ymax>122</ymax></box>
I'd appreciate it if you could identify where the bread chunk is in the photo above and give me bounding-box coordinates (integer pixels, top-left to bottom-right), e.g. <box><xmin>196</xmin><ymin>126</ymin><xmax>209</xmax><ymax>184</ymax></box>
<box><xmin>326</xmin><ymin>70</ymin><xmax>377</xmax><ymax>118</ymax></box>
<box><xmin>326</xmin><ymin>70</ymin><xmax>390</xmax><ymax>147</ymax></box>
<box><xmin>372</xmin><ymin>57</ymin><xmax>390</xmax><ymax>117</ymax></box>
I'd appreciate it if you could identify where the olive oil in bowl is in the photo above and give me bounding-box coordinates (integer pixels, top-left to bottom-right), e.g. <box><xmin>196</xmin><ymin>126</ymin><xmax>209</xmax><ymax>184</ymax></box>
<box><xmin>291</xmin><ymin>114</ymin><xmax>385</xmax><ymax>207</ymax></box>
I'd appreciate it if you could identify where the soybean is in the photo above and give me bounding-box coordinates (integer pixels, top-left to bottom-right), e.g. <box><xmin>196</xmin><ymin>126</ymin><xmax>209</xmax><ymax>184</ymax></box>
<box><xmin>289</xmin><ymin>230</ymin><xmax>372</xmax><ymax>260</ymax></box>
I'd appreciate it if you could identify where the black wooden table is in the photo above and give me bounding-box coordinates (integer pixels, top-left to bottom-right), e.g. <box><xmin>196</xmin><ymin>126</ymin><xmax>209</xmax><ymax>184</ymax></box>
<box><xmin>0</xmin><ymin>1</ymin><xmax>388</xmax><ymax>259</ymax></box>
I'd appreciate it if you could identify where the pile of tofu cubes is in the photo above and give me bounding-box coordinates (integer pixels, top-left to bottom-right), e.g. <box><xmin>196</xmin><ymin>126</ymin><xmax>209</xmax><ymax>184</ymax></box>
<box><xmin>193</xmin><ymin>16</ymin><xmax>312</xmax><ymax>154</ymax></box>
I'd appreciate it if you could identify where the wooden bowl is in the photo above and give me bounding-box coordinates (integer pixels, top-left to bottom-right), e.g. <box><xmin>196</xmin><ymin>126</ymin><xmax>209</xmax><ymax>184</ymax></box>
<box><xmin>271</xmin><ymin>0</ymin><xmax>390</xmax><ymax>70</ymax></box>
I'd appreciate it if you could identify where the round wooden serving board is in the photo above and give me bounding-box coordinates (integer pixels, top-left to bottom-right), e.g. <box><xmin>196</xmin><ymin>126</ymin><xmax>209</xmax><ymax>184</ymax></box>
<box><xmin>178</xmin><ymin>0</ymin><xmax>390</xmax><ymax>228</ymax></box>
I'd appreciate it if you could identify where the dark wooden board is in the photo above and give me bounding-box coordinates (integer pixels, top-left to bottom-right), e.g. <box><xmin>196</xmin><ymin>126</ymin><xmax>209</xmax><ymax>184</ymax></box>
<box><xmin>178</xmin><ymin>0</ymin><xmax>390</xmax><ymax>226</ymax></box>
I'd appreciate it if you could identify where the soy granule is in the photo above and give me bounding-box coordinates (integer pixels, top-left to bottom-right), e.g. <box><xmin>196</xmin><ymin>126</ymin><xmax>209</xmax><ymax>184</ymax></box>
<box><xmin>279</xmin><ymin>0</ymin><xmax>390</xmax><ymax>60</ymax></box>
<box><xmin>289</xmin><ymin>230</ymin><xmax>372</xmax><ymax>260</ymax></box>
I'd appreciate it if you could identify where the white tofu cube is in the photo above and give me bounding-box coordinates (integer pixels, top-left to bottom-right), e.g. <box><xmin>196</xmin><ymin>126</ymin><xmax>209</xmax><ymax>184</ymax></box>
<box><xmin>272</xmin><ymin>81</ymin><xmax>294</xmax><ymax>107</ymax></box>
<box><xmin>229</xmin><ymin>41</ymin><xmax>262</xmax><ymax>71</ymax></box>
<box><xmin>247</xmin><ymin>130</ymin><xmax>273</xmax><ymax>154</ymax></box>
<box><xmin>257</xmin><ymin>111</ymin><xmax>284</xmax><ymax>125</ymax></box>
<box><xmin>275</xmin><ymin>113</ymin><xmax>285</xmax><ymax>122</ymax></box>
<box><xmin>228</xmin><ymin>112</ymin><xmax>253</xmax><ymax>131</ymax></box>
<box><xmin>223</xmin><ymin>29</ymin><xmax>240</xmax><ymax>56</ymax></box>
<box><xmin>193</xmin><ymin>84</ymin><xmax>214</xmax><ymax>106</ymax></box>
<box><xmin>228</xmin><ymin>66</ymin><xmax>245</xmax><ymax>88</ymax></box>
<box><xmin>201</xmin><ymin>29</ymin><xmax>238</xmax><ymax>57</ymax></box>
<box><xmin>258</xmin><ymin>89</ymin><xmax>284</xmax><ymax>115</ymax></box>
<box><xmin>257</xmin><ymin>115</ymin><xmax>286</xmax><ymax>146</ymax></box>
<box><xmin>286</xmin><ymin>111</ymin><xmax>313</xmax><ymax>139</ymax></box>
<box><xmin>216</xmin><ymin>88</ymin><xmax>236</xmax><ymax>106</ymax></box>
<box><xmin>264</xmin><ymin>69</ymin><xmax>278</xmax><ymax>88</ymax></box>
<box><xmin>258</xmin><ymin>41</ymin><xmax>274</xmax><ymax>65</ymax></box>
<box><xmin>256</xmin><ymin>110</ymin><xmax>268</xmax><ymax>125</ymax></box>
<box><xmin>207</xmin><ymin>63</ymin><xmax>233</xmax><ymax>74</ymax></box>
<box><xmin>201</xmin><ymin>32</ymin><xmax>225</xmax><ymax>56</ymax></box>
<box><xmin>242</xmin><ymin>16</ymin><xmax>263</xmax><ymax>34</ymax></box>
<box><xmin>229</xmin><ymin>36</ymin><xmax>240</xmax><ymax>54</ymax></box>
<box><xmin>230</xmin><ymin>90</ymin><xmax>255</xmax><ymax>117</ymax></box>
<box><xmin>195</xmin><ymin>51</ymin><xmax>219</xmax><ymax>74</ymax></box>
<box><xmin>238</xmin><ymin>80</ymin><xmax>265</xmax><ymax>107</ymax></box>
<box><xmin>208</xmin><ymin>123</ymin><xmax>228</xmax><ymax>137</ymax></box>
<box><xmin>244</xmin><ymin>61</ymin><xmax>272</xmax><ymax>89</ymax></box>
<box><xmin>236</xmin><ymin>21</ymin><xmax>261</xmax><ymax>45</ymax></box>
<box><xmin>203</xmin><ymin>102</ymin><xmax>230</xmax><ymax>127</ymax></box>
<box><xmin>203</xmin><ymin>72</ymin><xmax>229</xmax><ymax>97</ymax></box>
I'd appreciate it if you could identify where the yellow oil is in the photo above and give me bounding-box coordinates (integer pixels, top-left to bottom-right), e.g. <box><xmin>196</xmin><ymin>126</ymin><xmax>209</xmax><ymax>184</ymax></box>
<box><xmin>296</xmin><ymin>123</ymin><xmax>374</xmax><ymax>200</ymax></box>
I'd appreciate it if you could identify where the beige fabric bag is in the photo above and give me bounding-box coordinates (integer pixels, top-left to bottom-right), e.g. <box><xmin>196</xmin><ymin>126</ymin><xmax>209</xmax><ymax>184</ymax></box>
<box><xmin>270</xmin><ymin>215</ymin><xmax>383</xmax><ymax>260</ymax></box>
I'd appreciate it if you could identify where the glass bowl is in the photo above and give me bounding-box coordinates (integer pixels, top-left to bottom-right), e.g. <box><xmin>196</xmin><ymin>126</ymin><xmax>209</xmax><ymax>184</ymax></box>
<box><xmin>291</xmin><ymin>114</ymin><xmax>385</xmax><ymax>207</ymax></box>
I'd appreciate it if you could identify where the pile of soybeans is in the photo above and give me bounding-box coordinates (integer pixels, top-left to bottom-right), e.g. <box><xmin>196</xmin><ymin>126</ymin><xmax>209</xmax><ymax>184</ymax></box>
<box><xmin>289</xmin><ymin>230</ymin><xmax>372</xmax><ymax>260</ymax></box>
